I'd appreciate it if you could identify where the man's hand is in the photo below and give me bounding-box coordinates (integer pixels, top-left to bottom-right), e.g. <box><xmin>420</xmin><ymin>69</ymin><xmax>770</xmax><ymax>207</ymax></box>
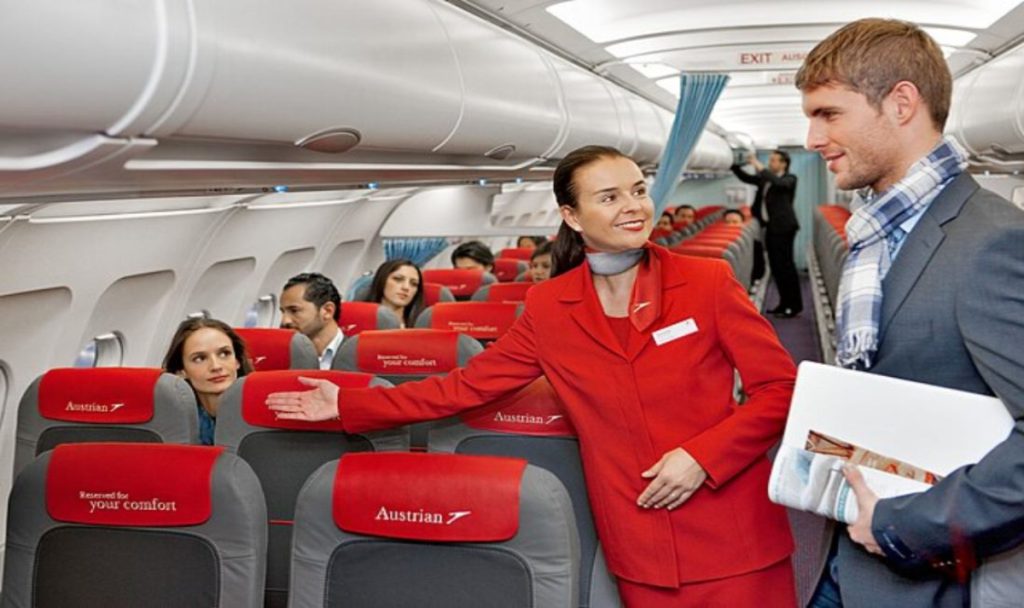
<box><xmin>844</xmin><ymin>464</ymin><xmax>883</xmax><ymax>555</ymax></box>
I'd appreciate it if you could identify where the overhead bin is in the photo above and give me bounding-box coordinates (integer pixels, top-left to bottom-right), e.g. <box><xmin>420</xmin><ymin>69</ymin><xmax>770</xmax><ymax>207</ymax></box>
<box><xmin>0</xmin><ymin>0</ymin><xmax>731</xmax><ymax>198</ymax></box>
<box><xmin>948</xmin><ymin>41</ymin><xmax>1024</xmax><ymax>166</ymax></box>
<box><xmin>429</xmin><ymin>4</ymin><xmax>563</xmax><ymax>160</ymax></box>
<box><xmin>685</xmin><ymin>131</ymin><xmax>735</xmax><ymax>172</ymax></box>
<box><xmin>548</xmin><ymin>68</ymin><xmax>624</xmax><ymax>158</ymax></box>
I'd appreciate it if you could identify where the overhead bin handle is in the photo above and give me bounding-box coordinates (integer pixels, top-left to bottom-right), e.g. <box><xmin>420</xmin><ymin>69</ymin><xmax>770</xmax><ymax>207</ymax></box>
<box><xmin>294</xmin><ymin>127</ymin><xmax>363</xmax><ymax>154</ymax></box>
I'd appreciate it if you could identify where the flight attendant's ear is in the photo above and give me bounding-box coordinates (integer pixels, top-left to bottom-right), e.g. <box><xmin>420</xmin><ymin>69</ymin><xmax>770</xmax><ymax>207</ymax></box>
<box><xmin>559</xmin><ymin>205</ymin><xmax>583</xmax><ymax>233</ymax></box>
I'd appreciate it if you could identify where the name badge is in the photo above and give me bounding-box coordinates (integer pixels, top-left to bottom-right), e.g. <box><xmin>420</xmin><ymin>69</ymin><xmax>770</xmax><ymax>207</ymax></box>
<box><xmin>653</xmin><ymin>318</ymin><xmax>698</xmax><ymax>346</ymax></box>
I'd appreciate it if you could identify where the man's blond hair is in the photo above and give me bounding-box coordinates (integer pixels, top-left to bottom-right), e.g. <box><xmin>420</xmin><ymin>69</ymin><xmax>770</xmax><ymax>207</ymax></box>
<box><xmin>796</xmin><ymin>18</ymin><xmax>951</xmax><ymax>129</ymax></box>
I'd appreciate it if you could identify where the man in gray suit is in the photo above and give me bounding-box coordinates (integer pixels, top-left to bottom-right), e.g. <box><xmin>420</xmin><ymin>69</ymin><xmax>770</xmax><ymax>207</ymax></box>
<box><xmin>798</xmin><ymin>18</ymin><xmax>1024</xmax><ymax>608</ymax></box>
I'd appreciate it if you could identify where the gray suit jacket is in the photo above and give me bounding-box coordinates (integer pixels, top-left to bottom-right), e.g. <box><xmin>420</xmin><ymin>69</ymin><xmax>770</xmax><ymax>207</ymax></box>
<box><xmin>834</xmin><ymin>173</ymin><xmax>1024</xmax><ymax>607</ymax></box>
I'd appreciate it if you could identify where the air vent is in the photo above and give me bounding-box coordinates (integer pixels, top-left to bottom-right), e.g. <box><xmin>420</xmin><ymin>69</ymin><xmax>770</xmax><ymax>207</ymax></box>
<box><xmin>295</xmin><ymin>127</ymin><xmax>362</xmax><ymax>154</ymax></box>
<box><xmin>484</xmin><ymin>143</ymin><xmax>516</xmax><ymax>160</ymax></box>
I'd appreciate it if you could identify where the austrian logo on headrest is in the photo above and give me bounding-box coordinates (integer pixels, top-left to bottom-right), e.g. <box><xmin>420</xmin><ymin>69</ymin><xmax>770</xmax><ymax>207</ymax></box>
<box><xmin>446</xmin><ymin>321</ymin><xmax>499</xmax><ymax>335</ymax></box>
<box><xmin>493</xmin><ymin>411</ymin><xmax>563</xmax><ymax>426</ymax></box>
<box><xmin>64</xmin><ymin>401</ymin><xmax>127</xmax><ymax>414</ymax></box>
<box><xmin>375</xmin><ymin>506</ymin><xmax>472</xmax><ymax>526</ymax></box>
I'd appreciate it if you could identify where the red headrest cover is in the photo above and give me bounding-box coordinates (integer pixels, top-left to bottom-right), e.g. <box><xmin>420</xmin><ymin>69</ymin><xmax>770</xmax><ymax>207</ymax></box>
<box><xmin>355</xmin><ymin>329</ymin><xmax>459</xmax><ymax>374</ymax></box>
<box><xmin>46</xmin><ymin>443</ymin><xmax>223</xmax><ymax>527</ymax></box>
<box><xmin>482</xmin><ymin>282</ymin><xmax>533</xmax><ymax>303</ymax></box>
<box><xmin>234</xmin><ymin>328</ymin><xmax>295</xmax><ymax>371</ymax></box>
<box><xmin>461</xmin><ymin>378</ymin><xmax>574</xmax><ymax>437</ymax></box>
<box><xmin>498</xmin><ymin>247</ymin><xmax>534</xmax><ymax>261</ymax></box>
<box><xmin>334</xmin><ymin>452</ymin><xmax>527</xmax><ymax>542</ymax></box>
<box><xmin>428</xmin><ymin>302</ymin><xmax>520</xmax><ymax>341</ymax></box>
<box><xmin>422</xmin><ymin>283</ymin><xmax>449</xmax><ymax>306</ymax></box>
<box><xmin>242</xmin><ymin>370</ymin><xmax>374</xmax><ymax>431</ymax></box>
<box><xmin>339</xmin><ymin>302</ymin><xmax>383</xmax><ymax>336</ymax></box>
<box><xmin>421</xmin><ymin>269</ymin><xmax>485</xmax><ymax>297</ymax></box>
<box><xmin>492</xmin><ymin>259</ymin><xmax>526</xmax><ymax>282</ymax></box>
<box><xmin>38</xmin><ymin>368</ymin><xmax>161</xmax><ymax>424</ymax></box>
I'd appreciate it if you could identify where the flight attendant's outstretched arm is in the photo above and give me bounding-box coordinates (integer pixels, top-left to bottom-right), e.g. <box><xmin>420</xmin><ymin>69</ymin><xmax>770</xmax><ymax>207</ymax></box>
<box><xmin>266</xmin><ymin>302</ymin><xmax>544</xmax><ymax>432</ymax></box>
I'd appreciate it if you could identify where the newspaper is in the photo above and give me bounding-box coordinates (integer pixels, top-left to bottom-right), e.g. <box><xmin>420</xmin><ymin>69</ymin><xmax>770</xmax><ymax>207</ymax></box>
<box><xmin>769</xmin><ymin>430</ymin><xmax>934</xmax><ymax>523</ymax></box>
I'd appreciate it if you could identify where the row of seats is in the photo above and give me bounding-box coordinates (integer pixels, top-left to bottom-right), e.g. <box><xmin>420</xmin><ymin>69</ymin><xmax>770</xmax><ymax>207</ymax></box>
<box><xmin>669</xmin><ymin>215</ymin><xmax>760</xmax><ymax>291</ymax></box>
<box><xmin>350</xmin><ymin>269</ymin><xmax>532</xmax><ymax>305</ymax></box>
<box><xmin>8</xmin><ymin>362</ymin><xmax>620</xmax><ymax>607</ymax></box>
<box><xmin>812</xmin><ymin>205</ymin><xmax>851</xmax><ymax>307</ymax></box>
<box><xmin>4</xmin><ymin>443</ymin><xmax>581</xmax><ymax>608</ymax></box>
<box><xmin>649</xmin><ymin>205</ymin><xmax>726</xmax><ymax>246</ymax></box>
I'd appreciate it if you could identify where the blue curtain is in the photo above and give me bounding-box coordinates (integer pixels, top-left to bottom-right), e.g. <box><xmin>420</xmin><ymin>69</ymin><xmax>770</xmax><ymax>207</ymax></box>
<box><xmin>782</xmin><ymin>149</ymin><xmax>828</xmax><ymax>270</ymax></box>
<box><xmin>383</xmin><ymin>238</ymin><xmax>449</xmax><ymax>267</ymax></box>
<box><xmin>651</xmin><ymin>73</ymin><xmax>731</xmax><ymax>215</ymax></box>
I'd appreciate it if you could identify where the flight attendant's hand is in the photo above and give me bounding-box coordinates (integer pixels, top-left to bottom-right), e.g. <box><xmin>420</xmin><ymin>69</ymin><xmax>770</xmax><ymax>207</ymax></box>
<box><xmin>266</xmin><ymin>377</ymin><xmax>341</xmax><ymax>422</ymax></box>
<box><xmin>637</xmin><ymin>448</ymin><xmax>708</xmax><ymax>510</ymax></box>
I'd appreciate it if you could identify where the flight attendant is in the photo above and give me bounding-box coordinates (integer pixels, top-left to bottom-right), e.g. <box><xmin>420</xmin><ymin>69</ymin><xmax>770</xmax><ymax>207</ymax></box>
<box><xmin>268</xmin><ymin>145</ymin><xmax>798</xmax><ymax>607</ymax></box>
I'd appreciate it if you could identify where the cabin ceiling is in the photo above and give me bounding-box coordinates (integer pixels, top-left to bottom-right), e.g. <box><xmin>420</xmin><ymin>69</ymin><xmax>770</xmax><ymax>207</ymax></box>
<box><xmin>457</xmin><ymin>0</ymin><xmax>1024</xmax><ymax>148</ymax></box>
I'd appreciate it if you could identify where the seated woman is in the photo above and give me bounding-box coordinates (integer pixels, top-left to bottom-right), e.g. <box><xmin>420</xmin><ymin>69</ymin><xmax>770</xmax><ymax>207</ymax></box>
<box><xmin>367</xmin><ymin>258</ymin><xmax>424</xmax><ymax>328</ymax></box>
<box><xmin>529</xmin><ymin>241</ymin><xmax>553</xmax><ymax>282</ymax></box>
<box><xmin>451</xmin><ymin>240</ymin><xmax>495</xmax><ymax>272</ymax></box>
<box><xmin>162</xmin><ymin>318</ymin><xmax>253</xmax><ymax>445</ymax></box>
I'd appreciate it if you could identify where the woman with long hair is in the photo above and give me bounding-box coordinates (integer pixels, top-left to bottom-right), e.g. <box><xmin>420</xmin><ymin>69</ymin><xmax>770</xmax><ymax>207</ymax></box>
<box><xmin>162</xmin><ymin>317</ymin><xmax>253</xmax><ymax>445</ymax></box>
<box><xmin>269</xmin><ymin>145</ymin><xmax>797</xmax><ymax>606</ymax></box>
<box><xmin>367</xmin><ymin>259</ymin><xmax>424</xmax><ymax>328</ymax></box>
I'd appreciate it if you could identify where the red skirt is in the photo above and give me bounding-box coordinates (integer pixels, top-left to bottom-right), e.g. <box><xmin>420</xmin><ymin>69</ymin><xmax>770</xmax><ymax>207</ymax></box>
<box><xmin>616</xmin><ymin>558</ymin><xmax>797</xmax><ymax>608</ymax></box>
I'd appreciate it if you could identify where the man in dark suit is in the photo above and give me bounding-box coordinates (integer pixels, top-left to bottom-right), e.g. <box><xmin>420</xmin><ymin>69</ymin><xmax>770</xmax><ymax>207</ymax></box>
<box><xmin>731</xmin><ymin>150</ymin><xmax>803</xmax><ymax>316</ymax></box>
<box><xmin>799</xmin><ymin>18</ymin><xmax>1024</xmax><ymax>608</ymax></box>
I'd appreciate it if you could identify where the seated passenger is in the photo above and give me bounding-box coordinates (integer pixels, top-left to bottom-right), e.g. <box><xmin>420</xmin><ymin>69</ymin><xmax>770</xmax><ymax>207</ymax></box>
<box><xmin>367</xmin><ymin>259</ymin><xmax>424</xmax><ymax>328</ymax></box>
<box><xmin>279</xmin><ymin>272</ymin><xmax>344</xmax><ymax>369</ymax></box>
<box><xmin>723</xmin><ymin>209</ymin><xmax>745</xmax><ymax>226</ymax></box>
<box><xmin>451</xmin><ymin>240</ymin><xmax>495</xmax><ymax>273</ymax></box>
<box><xmin>162</xmin><ymin>318</ymin><xmax>253</xmax><ymax>445</ymax></box>
<box><xmin>517</xmin><ymin>235</ymin><xmax>546</xmax><ymax>250</ymax></box>
<box><xmin>656</xmin><ymin>211</ymin><xmax>674</xmax><ymax>231</ymax></box>
<box><xmin>529</xmin><ymin>241</ymin><xmax>553</xmax><ymax>282</ymax></box>
<box><xmin>673</xmin><ymin>204</ymin><xmax>697</xmax><ymax>226</ymax></box>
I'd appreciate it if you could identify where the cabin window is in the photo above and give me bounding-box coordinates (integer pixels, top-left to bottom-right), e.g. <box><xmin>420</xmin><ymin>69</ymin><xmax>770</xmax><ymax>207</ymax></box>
<box><xmin>73</xmin><ymin>332</ymin><xmax>125</xmax><ymax>368</ymax></box>
<box><xmin>243</xmin><ymin>294</ymin><xmax>277</xmax><ymax>328</ymax></box>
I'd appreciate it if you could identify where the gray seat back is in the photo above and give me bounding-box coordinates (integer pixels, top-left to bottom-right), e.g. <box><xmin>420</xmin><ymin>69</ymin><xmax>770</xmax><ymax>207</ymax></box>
<box><xmin>216</xmin><ymin>370</ymin><xmax>404</xmax><ymax>608</ymax></box>
<box><xmin>429</xmin><ymin>378</ymin><xmax>622</xmax><ymax>608</ymax></box>
<box><xmin>289</xmin><ymin>452</ymin><xmax>580</xmax><ymax>608</ymax></box>
<box><xmin>14</xmin><ymin>367</ymin><xmax>198</xmax><ymax>476</ymax></box>
<box><xmin>3</xmin><ymin>443</ymin><xmax>267</xmax><ymax>608</ymax></box>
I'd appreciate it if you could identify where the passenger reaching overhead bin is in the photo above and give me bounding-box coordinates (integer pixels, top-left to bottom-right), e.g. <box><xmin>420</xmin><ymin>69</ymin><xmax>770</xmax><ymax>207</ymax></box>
<box><xmin>731</xmin><ymin>150</ymin><xmax>803</xmax><ymax>317</ymax></box>
<box><xmin>279</xmin><ymin>273</ymin><xmax>345</xmax><ymax>369</ymax></box>
<box><xmin>268</xmin><ymin>145</ymin><xmax>799</xmax><ymax>608</ymax></box>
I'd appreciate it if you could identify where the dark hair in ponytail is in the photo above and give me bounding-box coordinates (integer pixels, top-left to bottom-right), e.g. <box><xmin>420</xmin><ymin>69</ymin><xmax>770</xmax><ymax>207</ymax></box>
<box><xmin>550</xmin><ymin>145</ymin><xmax>631</xmax><ymax>277</ymax></box>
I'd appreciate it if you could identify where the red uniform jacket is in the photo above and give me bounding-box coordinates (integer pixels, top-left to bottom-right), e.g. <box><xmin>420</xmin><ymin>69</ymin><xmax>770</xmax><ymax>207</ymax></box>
<box><xmin>339</xmin><ymin>246</ymin><xmax>796</xmax><ymax>587</ymax></box>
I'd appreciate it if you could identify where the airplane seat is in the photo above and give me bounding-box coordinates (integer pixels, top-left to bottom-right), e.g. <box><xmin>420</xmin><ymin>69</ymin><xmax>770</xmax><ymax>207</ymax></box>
<box><xmin>498</xmin><ymin>247</ymin><xmax>535</xmax><ymax>261</ymax></box>
<box><xmin>493</xmin><ymin>258</ymin><xmax>529</xmax><ymax>282</ymax></box>
<box><xmin>338</xmin><ymin>302</ymin><xmax>401</xmax><ymax>336</ymax></box>
<box><xmin>330</xmin><ymin>329</ymin><xmax>484</xmax><ymax>450</ymax></box>
<box><xmin>235</xmin><ymin>328</ymin><xmax>319</xmax><ymax>371</ymax></box>
<box><xmin>415</xmin><ymin>301</ymin><xmax>524</xmax><ymax>344</ymax></box>
<box><xmin>13</xmin><ymin>367</ymin><xmax>199</xmax><ymax>476</ymax></box>
<box><xmin>216</xmin><ymin>370</ymin><xmax>404</xmax><ymax>608</ymax></box>
<box><xmin>2</xmin><ymin>442</ymin><xmax>267</xmax><ymax>608</ymax></box>
<box><xmin>422</xmin><ymin>282</ymin><xmax>456</xmax><ymax>306</ymax></box>
<box><xmin>421</xmin><ymin>268</ymin><xmax>497</xmax><ymax>301</ymax></box>
<box><xmin>288</xmin><ymin>452</ymin><xmax>580</xmax><ymax>608</ymax></box>
<box><xmin>429</xmin><ymin>378</ymin><xmax>623</xmax><ymax>608</ymax></box>
<box><xmin>471</xmin><ymin>281</ymin><xmax>534</xmax><ymax>303</ymax></box>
